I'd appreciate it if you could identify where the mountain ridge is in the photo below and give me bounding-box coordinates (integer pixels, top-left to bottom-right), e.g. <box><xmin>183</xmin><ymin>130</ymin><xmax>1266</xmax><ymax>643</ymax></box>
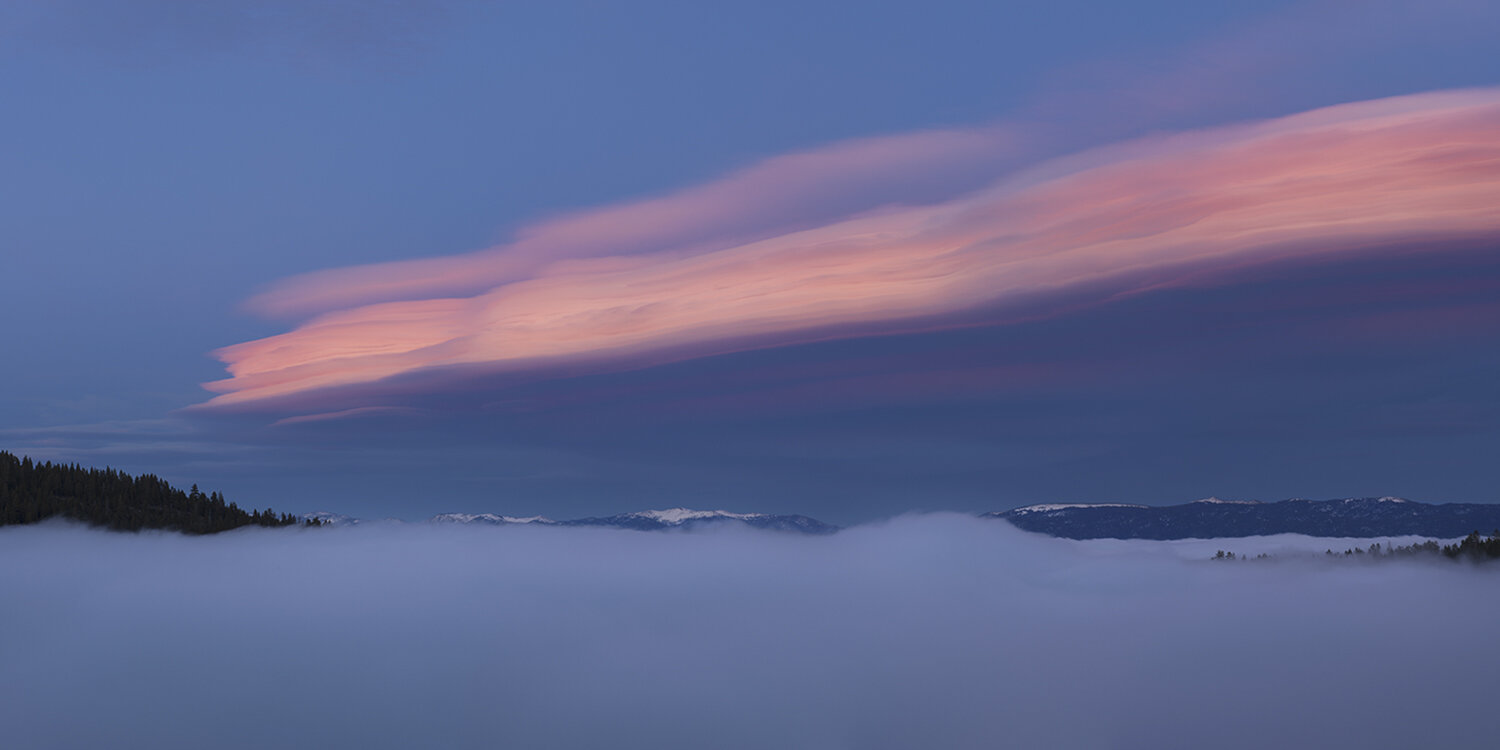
<box><xmin>302</xmin><ymin>507</ymin><xmax>840</xmax><ymax>534</ymax></box>
<box><xmin>986</xmin><ymin>496</ymin><xmax>1500</xmax><ymax>539</ymax></box>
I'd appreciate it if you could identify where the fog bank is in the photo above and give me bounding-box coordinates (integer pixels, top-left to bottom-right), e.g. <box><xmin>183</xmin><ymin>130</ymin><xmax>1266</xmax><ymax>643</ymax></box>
<box><xmin>2</xmin><ymin>516</ymin><xmax>1495</xmax><ymax>749</ymax></box>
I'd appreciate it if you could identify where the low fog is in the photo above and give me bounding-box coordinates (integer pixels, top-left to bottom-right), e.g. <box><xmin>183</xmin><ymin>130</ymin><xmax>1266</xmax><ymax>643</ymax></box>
<box><xmin>2</xmin><ymin>516</ymin><xmax>1495</xmax><ymax>749</ymax></box>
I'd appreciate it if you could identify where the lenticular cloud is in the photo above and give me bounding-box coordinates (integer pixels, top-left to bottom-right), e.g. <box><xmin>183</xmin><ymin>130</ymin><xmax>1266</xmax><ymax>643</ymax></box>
<box><xmin>202</xmin><ymin>89</ymin><xmax>1500</xmax><ymax>412</ymax></box>
<box><xmin>2</xmin><ymin>517</ymin><xmax>1496</xmax><ymax>749</ymax></box>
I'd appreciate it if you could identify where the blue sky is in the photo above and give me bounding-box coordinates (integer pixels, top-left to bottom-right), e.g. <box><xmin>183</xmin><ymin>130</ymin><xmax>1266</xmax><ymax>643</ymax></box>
<box><xmin>3</xmin><ymin>1</ymin><xmax>1499</xmax><ymax>522</ymax></box>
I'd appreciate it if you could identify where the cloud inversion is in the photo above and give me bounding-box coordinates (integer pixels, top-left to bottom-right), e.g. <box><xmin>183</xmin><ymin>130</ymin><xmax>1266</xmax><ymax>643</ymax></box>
<box><xmin>3</xmin><ymin>518</ymin><xmax>1496</xmax><ymax>750</ymax></box>
<box><xmin>205</xmin><ymin>89</ymin><xmax>1500</xmax><ymax>411</ymax></box>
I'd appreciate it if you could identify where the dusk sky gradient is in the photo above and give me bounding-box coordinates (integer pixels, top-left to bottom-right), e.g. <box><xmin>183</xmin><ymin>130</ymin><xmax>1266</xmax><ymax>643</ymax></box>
<box><xmin>4</xmin><ymin>0</ymin><xmax>1499</xmax><ymax>522</ymax></box>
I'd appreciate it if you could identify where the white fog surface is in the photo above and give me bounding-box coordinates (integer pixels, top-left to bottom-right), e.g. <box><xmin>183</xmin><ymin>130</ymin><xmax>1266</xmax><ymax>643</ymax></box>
<box><xmin>1</xmin><ymin>515</ymin><xmax>1495</xmax><ymax>749</ymax></box>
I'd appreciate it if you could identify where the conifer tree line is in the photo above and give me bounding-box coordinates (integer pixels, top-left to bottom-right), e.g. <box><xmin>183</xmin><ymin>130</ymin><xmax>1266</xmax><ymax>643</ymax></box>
<box><xmin>1214</xmin><ymin>532</ymin><xmax>1500</xmax><ymax>563</ymax></box>
<box><xmin>0</xmin><ymin>450</ymin><xmax>321</xmax><ymax>534</ymax></box>
<box><xmin>1322</xmin><ymin>532</ymin><xmax>1500</xmax><ymax>561</ymax></box>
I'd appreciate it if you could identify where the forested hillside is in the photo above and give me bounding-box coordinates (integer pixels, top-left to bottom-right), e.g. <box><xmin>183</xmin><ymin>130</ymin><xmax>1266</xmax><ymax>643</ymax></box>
<box><xmin>0</xmin><ymin>450</ymin><xmax>314</xmax><ymax>534</ymax></box>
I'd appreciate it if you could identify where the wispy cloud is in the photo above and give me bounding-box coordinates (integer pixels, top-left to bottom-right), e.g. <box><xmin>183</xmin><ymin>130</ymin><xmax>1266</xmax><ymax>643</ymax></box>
<box><xmin>245</xmin><ymin>126</ymin><xmax>1022</xmax><ymax>319</ymax></box>
<box><xmin>201</xmin><ymin>89</ymin><xmax>1500</xmax><ymax>412</ymax></box>
<box><xmin>270</xmin><ymin>406</ymin><xmax>426</xmax><ymax>427</ymax></box>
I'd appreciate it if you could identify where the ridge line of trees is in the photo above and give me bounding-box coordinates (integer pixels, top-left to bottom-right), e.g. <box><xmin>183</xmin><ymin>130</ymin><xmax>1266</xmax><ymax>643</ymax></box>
<box><xmin>1325</xmin><ymin>532</ymin><xmax>1500</xmax><ymax>561</ymax></box>
<box><xmin>1212</xmin><ymin>531</ymin><xmax>1500</xmax><ymax>562</ymax></box>
<box><xmin>0</xmin><ymin>450</ymin><xmax>320</xmax><ymax>534</ymax></box>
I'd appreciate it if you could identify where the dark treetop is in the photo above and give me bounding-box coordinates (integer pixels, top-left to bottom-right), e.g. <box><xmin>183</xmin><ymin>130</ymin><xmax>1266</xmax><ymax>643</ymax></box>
<box><xmin>1</xmin><ymin>450</ymin><xmax>315</xmax><ymax>534</ymax></box>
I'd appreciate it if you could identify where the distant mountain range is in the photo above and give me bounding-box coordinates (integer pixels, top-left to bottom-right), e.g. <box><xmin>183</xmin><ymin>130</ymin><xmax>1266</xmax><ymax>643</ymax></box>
<box><xmin>15</xmin><ymin>446</ymin><xmax>1494</xmax><ymax>541</ymax></box>
<box><xmin>311</xmin><ymin>497</ymin><xmax>1500</xmax><ymax>540</ymax></box>
<box><xmin>303</xmin><ymin>508</ymin><xmax>839</xmax><ymax>534</ymax></box>
<box><xmin>986</xmin><ymin>497</ymin><xmax>1500</xmax><ymax>540</ymax></box>
<box><xmin>560</xmin><ymin>508</ymin><xmax>838</xmax><ymax>533</ymax></box>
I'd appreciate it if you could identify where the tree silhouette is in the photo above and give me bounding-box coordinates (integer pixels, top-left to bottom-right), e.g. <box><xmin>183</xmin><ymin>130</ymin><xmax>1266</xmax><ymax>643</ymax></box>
<box><xmin>0</xmin><ymin>450</ymin><xmax>318</xmax><ymax>534</ymax></box>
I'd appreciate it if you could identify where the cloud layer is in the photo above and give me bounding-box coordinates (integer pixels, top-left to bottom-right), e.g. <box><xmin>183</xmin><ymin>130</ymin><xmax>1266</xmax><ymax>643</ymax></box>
<box><xmin>3</xmin><ymin>518</ymin><xmax>1497</xmax><ymax>749</ymax></box>
<box><xmin>204</xmin><ymin>89</ymin><xmax>1500</xmax><ymax>411</ymax></box>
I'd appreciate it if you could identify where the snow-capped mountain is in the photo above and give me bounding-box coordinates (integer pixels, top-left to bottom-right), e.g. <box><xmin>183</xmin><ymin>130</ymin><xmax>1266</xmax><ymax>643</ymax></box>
<box><xmin>297</xmin><ymin>507</ymin><xmax>839</xmax><ymax>534</ymax></box>
<box><xmin>986</xmin><ymin>496</ymin><xmax>1500</xmax><ymax>539</ymax></box>
<box><xmin>299</xmin><ymin>511</ymin><xmax>361</xmax><ymax>527</ymax></box>
<box><xmin>1007</xmin><ymin>503</ymin><xmax>1149</xmax><ymax>515</ymax></box>
<box><xmin>429</xmin><ymin>513</ymin><xmax>556</xmax><ymax>525</ymax></box>
<box><xmin>562</xmin><ymin>508</ymin><xmax>838</xmax><ymax>534</ymax></box>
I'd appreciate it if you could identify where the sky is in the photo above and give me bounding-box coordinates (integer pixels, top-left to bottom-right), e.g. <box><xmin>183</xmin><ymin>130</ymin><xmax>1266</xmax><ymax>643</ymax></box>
<box><xmin>5</xmin><ymin>517</ymin><xmax>1498</xmax><ymax>749</ymax></box>
<box><xmin>3</xmin><ymin>0</ymin><xmax>1499</xmax><ymax>523</ymax></box>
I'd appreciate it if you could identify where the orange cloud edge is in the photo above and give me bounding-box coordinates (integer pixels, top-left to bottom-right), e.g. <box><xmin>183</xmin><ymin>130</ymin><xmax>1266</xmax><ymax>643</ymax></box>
<box><xmin>200</xmin><ymin>89</ymin><xmax>1500</xmax><ymax>413</ymax></box>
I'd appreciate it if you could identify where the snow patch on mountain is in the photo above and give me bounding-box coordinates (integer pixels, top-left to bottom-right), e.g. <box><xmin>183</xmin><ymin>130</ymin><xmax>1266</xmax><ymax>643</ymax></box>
<box><xmin>429</xmin><ymin>513</ymin><xmax>556</xmax><ymax>525</ymax></box>
<box><xmin>1009</xmin><ymin>503</ymin><xmax>1150</xmax><ymax>515</ymax></box>
<box><xmin>300</xmin><ymin>511</ymin><xmax>360</xmax><ymax>527</ymax></box>
<box><xmin>624</xmin><ymin>508</ymin><xmax>763</xmax><ymax>524</ymax></box>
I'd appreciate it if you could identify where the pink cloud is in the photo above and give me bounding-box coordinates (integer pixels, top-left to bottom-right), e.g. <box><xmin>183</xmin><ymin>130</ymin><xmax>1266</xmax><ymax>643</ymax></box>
<box><xmin>203</xmin><ymin>88</ymin><xmax>1500</xmax><ymax>411</ymax></box>
<box><xmin>246</xmin><ymin>126</ymin><xmax>1021</xmax><ymax>320</ymax></box>
<box><xmin>270</xmin><ymin>406</ymin><xmax>427</xmax><ymax>428</ymax></box>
